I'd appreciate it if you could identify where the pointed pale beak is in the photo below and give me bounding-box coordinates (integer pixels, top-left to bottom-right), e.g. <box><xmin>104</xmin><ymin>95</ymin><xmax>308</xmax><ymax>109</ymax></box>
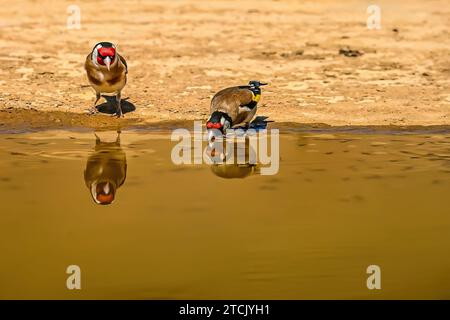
<box><xmin>207</xmin><ymin>129</ymin><xmax>216</xmax><ymax>143</ymax></box>
<box><xmin>103</xmin><ymin>181</ymin><xmax>110</xmax><ymax>194</ymax></box>
<box><xmin>104</xmin><ymin>56</ymin><xmax>111</xmax><ymax>71</ymax></box>
<box><xmin>207</xmin><ymin>128</ymin><xmax>224</xmax><ymax>155</ymax></box>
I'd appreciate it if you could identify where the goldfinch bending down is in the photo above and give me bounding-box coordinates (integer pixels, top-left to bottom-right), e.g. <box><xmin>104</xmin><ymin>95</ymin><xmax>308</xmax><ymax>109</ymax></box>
<box><xmin>206</xmin><ymin>80</ymin><xmax>268</xmax><ymax>133</ymax></box>
<box><xmin>84</xmin><ymin>42</ymin><xmax>128</xmax><ymax>117</ymax></box>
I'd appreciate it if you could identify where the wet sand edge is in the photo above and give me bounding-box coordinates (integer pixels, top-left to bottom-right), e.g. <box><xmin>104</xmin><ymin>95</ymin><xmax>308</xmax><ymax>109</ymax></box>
<box><xmin>1</xmin><ymin>108</ymin><xmax>450</xmax><ymax>134</ymax></box>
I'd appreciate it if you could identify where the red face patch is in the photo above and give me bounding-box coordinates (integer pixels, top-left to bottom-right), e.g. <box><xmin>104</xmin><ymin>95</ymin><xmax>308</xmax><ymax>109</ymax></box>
<box><xmin>98</xmin><ymin>47</ymin><xmax>115</xmax><ymax>57</ymax></box>
<box><xmin>97</xmin><ymin>47</ymin><xmax>116</xmax><ymax>65</ymax></box>
<box><xmin>206</xmin><ymin>122</ymin><xmax>222</xmax><ymax>129</ymax></box>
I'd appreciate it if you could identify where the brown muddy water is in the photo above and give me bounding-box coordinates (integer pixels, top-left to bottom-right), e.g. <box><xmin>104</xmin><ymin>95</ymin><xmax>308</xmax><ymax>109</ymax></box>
<box><xmin>0</xmin><ymin>128</ymin><xmax>449</xmax><ymax>299</ymax></box>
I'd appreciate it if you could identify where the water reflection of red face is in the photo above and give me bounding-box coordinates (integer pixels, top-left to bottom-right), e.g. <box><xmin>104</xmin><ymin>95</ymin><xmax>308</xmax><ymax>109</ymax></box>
<box><xmin>96</xmin><ymin>47</ymin><xmax>116</xmax><ymax>65</ymax></box>
<box><xmin>97</xmin><ymin>193</ymin><xmax>114</xmax><ymax>204</ymax></box>
<box><xmin>95</xmin><ymin>181</ymin><xmax>116</xmax><ymax>205</ymax></box>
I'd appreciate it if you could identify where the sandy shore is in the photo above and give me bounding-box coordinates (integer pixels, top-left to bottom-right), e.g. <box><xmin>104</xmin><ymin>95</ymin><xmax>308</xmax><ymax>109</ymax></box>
<box><xmin>0</xmin><ymin>0</ymin><xmax>449</xmax><ymax>129</ymax></box>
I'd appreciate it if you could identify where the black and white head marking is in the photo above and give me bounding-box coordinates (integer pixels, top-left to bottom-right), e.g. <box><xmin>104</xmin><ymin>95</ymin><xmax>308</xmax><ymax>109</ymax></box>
<box><xmin>91</xmin><ymin>42</ymin><xmax>117</xmax><ymax>67</ymax></box>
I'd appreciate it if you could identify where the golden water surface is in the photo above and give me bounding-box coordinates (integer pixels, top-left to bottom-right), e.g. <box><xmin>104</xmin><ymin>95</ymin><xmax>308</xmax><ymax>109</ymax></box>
<box><xmin>0</xmin><ymin>129</ymin><xmax>449</xmax><ymax>299</ymax></box>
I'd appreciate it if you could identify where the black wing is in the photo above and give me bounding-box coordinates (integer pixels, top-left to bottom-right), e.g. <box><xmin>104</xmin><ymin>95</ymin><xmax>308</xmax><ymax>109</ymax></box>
<box><xmin>119</xmin><ymin>54</ymin><xmax>128</xmax><ymax>74</ymax></box>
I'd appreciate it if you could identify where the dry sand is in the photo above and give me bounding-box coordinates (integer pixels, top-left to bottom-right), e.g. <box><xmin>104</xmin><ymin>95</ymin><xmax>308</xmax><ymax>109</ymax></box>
<box><xmin>0</xmin><ymin>0</ymin><xmax>449</xmax><ymax>129</ymax></box>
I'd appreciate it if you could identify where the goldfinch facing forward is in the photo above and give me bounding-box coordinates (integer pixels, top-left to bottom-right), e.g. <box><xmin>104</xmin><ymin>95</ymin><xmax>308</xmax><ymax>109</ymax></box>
<box><xmin>84</xmin><ymin>42</ymin><xmax>128</xmax><ymax>117</ymax></box>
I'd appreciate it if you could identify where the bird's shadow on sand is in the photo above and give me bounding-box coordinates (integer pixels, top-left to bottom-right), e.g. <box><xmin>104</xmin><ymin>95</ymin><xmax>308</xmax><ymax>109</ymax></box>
<box><xmin>249</xmin><ymin>116</ymin><xmax>273</xmax><ymax>130</ymax></box>
<box><xmin>96</xmin><ymin>95</ymin><xmax>136</xmax><ymax>115</ymax></box>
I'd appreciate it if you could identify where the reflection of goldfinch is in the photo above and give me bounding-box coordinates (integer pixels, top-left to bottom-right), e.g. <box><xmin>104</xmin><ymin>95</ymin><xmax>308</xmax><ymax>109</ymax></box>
<box><xmin>84</xmin><ymin>132</ymin><xmax>127</xmax><ymax>205</ymax></box>
<box><xmin>211</xmin><ymin>164</ymin><xmax>258</xmax><ymax>179</ymax></box>
<box><xmin>208</xmin><ymin>136</ymin><xmax>260</xmax><ymax>179</ymax></box>
<box><xmin>84</xmin><ymin>42</ymin><xmax>128</xmax><ymax>117</ymax></box>
<box><xmin>206</xmin><ymin>81</ymin><xmax>268</xmax><ymax>133</ymax></box>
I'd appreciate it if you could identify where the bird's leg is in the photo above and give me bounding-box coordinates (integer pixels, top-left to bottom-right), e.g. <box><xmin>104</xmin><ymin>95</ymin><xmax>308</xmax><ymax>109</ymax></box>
<box><xmin>88</xmin><ymin>92</ymin><xmax>101</xmax><ymax>115</ymax></box>
<box><xmin>115</xmin><ymin>91</ymin><xmax>123</xmax><ymax>118</ymax></box>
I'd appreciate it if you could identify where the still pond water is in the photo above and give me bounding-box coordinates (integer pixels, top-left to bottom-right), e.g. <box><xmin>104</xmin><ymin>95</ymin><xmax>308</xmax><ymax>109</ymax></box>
<box><xmin>0</xmin><ymin>129</ymin><xmax>449</xmax><ymax>299</ymax></box>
